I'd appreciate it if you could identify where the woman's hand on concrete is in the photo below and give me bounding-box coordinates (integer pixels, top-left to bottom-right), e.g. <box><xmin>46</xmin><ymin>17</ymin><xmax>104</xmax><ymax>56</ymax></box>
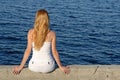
<box><xmin>13</xmin><ymin>66</ymin><xmax>23</xmax><ymax>75</ymax></box>
<box><xmin>60</xmin><ymin>66</ymin><xmax>70</xmax><ymax>74</ymax></box>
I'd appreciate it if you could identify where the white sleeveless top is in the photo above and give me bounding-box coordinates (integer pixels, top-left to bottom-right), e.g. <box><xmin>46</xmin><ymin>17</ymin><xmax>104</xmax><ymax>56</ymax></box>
<box><xmin>32</xmin><ymin>42</ymin><xmax>53</xmax><ymax>60</ymax></box>
<box><xmin>28</xmin><ymin>42</ymin><xmax>55</xmax><ymax>73</ymax></box>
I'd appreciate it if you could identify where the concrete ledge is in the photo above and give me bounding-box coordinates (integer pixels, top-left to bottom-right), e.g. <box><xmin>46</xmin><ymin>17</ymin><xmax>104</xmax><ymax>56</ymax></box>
<box><xmin>0</xmin><ymin>65</ymin><xmax>120</xmax><ymax>80</ymax></box>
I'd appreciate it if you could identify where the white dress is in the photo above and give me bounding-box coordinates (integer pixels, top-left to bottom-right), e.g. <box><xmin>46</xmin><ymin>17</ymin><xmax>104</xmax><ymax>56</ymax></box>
<box><xmin>28</xmin><ymin>42</ymin><xmax>55</xmax><ymax>73</ymax></box>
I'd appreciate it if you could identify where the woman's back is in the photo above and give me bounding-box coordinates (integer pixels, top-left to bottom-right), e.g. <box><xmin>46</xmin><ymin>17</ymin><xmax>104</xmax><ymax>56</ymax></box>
<box><xmin>28</xmin><ymin>29</ymin><xmax>55</xmax><ymax>73</ymax></box>
<box><xmin>32</xmin><ymin>42</ymin><xmax>53</xmax><ymax>61</ymax></box>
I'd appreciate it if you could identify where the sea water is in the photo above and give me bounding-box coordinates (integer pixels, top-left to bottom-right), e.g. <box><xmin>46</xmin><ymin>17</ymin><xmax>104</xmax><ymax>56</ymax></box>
<box><xmin>0</xmin><ymin>0</ymin><xmax>120</xmax><ymax>65</ymax></box>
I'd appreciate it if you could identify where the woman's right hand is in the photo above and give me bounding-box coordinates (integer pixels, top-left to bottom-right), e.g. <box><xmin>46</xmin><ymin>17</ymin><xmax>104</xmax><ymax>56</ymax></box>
<box><xmin>13</xmin><ymin>66</ymin><xmax>23</xmax><ymax>75</ymax></box>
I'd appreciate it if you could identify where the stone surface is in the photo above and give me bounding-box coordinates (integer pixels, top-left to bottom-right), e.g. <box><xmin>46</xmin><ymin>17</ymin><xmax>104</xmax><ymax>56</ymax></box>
<box><xmin>0</xmin><ymin>65</ymin><xmax>120</xmax><ymax>80</ymax></box>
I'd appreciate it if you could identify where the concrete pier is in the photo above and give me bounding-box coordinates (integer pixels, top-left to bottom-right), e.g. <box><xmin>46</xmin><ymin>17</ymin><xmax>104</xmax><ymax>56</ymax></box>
<box><xmin>0</xmin><ymin>65</ymin><xmax>120</xmax><ymax>80</ymax></box>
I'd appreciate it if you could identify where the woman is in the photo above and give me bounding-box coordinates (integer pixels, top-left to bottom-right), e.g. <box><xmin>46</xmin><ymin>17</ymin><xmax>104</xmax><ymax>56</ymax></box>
<box><xmin>13</xmin><ymin>9</ymin><xmax>70</xmax><ymax>74</ymax></box>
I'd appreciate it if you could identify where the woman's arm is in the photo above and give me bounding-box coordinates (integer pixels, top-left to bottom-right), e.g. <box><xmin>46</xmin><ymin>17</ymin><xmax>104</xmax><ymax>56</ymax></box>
<box><xmin>13</xmin><ymin>30</ymin><xmax>32</xmax><ymax>75</ymax></box>
<box><xmin>51</xmin><ymin>31</ymin><xmax>70</xmax><ymax>74</ymax></box>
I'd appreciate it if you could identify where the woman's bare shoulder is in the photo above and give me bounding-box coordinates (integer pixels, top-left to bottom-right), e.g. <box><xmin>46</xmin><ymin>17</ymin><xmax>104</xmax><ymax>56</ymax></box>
<box><xmin>27</xmin><ymin>29</ymin><xmax>34</xmax><ymax>40</ymax></box>
<box><xmin>29</xmin><ymin>28</ymin><xmax>34</xmax><ymax>33</ymax></box>
<box><xmin>50</xmin><ymin>30</ymin><xmax>56</xmax><ymax>36</ymax></box>
<box><xmin>28</xmin><ymin>28</ymin><xmax>34</xmax><ymax>35</ymax></box>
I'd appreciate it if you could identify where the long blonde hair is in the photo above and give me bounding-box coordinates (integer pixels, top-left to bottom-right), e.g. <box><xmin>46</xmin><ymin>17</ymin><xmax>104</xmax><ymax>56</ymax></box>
<box><xmin>33</xmin><ymin>9</ymin><xmax>49</xmax><ymax>50</ymax></box>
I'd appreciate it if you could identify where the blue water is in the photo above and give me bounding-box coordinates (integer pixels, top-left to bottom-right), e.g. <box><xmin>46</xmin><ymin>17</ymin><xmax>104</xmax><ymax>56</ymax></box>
<box><xmin>0</xmin><ymin>0</ymin><xmax>120</xmax><ymax>65</ymax></box>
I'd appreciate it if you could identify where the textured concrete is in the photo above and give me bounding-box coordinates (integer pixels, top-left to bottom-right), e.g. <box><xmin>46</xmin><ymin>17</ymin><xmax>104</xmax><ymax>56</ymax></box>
<box><xmin>0</xmin><ymin>65</ymin><xmax>120</xmax><ymax>80</ymax></box>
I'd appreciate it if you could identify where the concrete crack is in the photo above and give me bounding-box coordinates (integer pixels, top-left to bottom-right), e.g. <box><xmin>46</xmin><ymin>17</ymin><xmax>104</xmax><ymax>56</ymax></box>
<box><xmin>92</xmin><ymin>66</ymin><xmax>99</xmax><ymax>75</ymax></box>
<box><xmin>89</xmin><ymin>66</ymin><xmax>99</xmax><ymax>80</ymax></box>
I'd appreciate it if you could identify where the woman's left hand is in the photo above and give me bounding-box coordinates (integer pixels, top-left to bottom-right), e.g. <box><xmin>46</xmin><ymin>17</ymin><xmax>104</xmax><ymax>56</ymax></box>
<box><xmin>60</xmin><ymin>66</ymin><xmax>70</xmax><ymax>74</ymax></box>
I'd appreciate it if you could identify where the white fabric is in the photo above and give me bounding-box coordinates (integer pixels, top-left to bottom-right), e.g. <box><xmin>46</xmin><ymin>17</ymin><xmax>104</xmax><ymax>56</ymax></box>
<box><xmin>28</xmin><ymin>42</ymin><xmax>55</xmax><ymax>73</ymax></box>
